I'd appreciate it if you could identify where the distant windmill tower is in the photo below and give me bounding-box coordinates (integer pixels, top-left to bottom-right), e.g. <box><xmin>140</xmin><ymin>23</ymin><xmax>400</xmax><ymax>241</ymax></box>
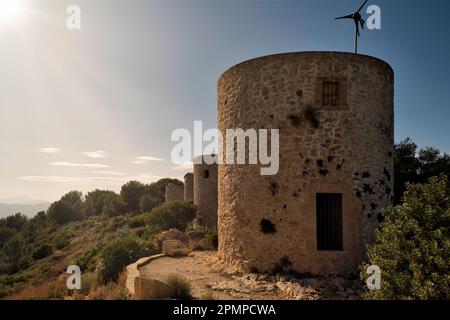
<box><xmin>335</xmin><ymin>0</ymin><xmax>369</xmax><ymax>54</ymax></box>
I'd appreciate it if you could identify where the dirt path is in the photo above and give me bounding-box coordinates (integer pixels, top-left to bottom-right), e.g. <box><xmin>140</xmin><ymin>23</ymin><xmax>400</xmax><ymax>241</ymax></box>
<box><xmin>136</xmin><ymin>251</ymin><xmax>363</xmax><ymax>300</ymax></box>
<box><xmin>138</xmin><ymin>251</ymin><xmax>291</xmax><ymax>300</ymax></box>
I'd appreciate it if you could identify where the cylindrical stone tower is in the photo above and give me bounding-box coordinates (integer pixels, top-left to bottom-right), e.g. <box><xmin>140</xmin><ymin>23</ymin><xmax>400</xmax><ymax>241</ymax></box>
<box><xmin>184</xmin><ymin>173</ymin><xmax>194</xmax><ymax>203</ymax></box>
<box><xmin>165</xmin><ymin>183</ymin><xmax>184</xmax><ymax>204</ymax></box>
<box><xmin>194</xmin><ymin>155</ymin><xmax>218</xmax><ymax>228</ymax></box>
<box><xmin>217</xmin><ymin>52</ymin><xmax>394</xmax><ymax>275</ymax></box>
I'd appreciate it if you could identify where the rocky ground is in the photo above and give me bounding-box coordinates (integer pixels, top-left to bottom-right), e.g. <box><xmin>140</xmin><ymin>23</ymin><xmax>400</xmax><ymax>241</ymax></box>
<box><xmin>137</xmin><ymin>251</ymin><xmax>364</xmax><ymax>300</ymax></box>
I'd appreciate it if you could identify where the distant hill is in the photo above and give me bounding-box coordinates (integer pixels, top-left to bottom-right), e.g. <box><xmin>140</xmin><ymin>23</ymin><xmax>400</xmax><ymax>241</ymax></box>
<box><xmin>0</xmin><ymin>202</ymin><xmax>50</xmax><ymax>218</ymax></box>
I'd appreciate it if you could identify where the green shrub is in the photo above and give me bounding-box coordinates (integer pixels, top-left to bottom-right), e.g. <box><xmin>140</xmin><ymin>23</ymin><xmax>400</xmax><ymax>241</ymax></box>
<box><xmin>32</xmin><ymin>244</ymin><xmax>53</xmax><ymax>260</ymax></box>
<box><xmin>147</xmin><ymin>201</ymin><xmax>197</xmax><ymax>231</ymax></box>
<box><xmin>0</xmin><ymin>260</ymin><xmax>9</xmax><ymax>274</ymax></box>
<box><xmin>29</xmin><ymin>211</ymin><xmax>51</xmax><ymax>228</ymax></box>
<box><xmin>120</xmin><ymin>181</ymin><xmax>147</xmax><ymax>213</ymax></box>
<box><xmin>60</xmin><ymin>190</ymin><xmax>84</xmax><ymax>212</ymax></box>
<box><xmin>0</xmin><ymin>226</ymin><xmax>17</xmax><ymax>248</ymax></box>
<box><xmin>186</xmin><ymin>222</ymin><xmax>207</xmax><ymax>237</ymax></box>
<box><xmin>363</xmin><ymin>176</ymin><xmax>450</xmax><ymax>300</ymax></box>
<box><xmin>1</xmin><ymin>235</ymin><xmax>30</xmax><ymax>273</ymax></box>
<box><xmin>394</xmin><ymin>139</ymin><xmax>450</xmax><ymax>204</ymax></box>
<box><xmin>97</xmin><ymin>238</ymin><xmax>148</xmax><ymax>284</ymax></box>
<box><xmin>203</xmin><ymin>229</ymin><xmax>218</xmax><ymax>250</ymax></box>
<box><xmin>0</xmin><ymin>285</ymin><xmax>9</xmax><ymax>299</ymax></box>
<box><xmin>103</xmin><ymin>194</ymin><xmax>127</xmax><ymax>217</ymax></box>
<box><xmin>0</xmin><ymin>273</ymin><xmax>30</xmax><ymax>287</ymax></box>
<box><xmin>186</xmin><ymin>224</ymin><xmax>217</xmax><ymax>251</ymax></box>
<box><xmin>47</xmin><ymin>191</ymin><xmax>85</xmax><ymax>225</ymax></box>
<box><xmin>140</xmin><ymin>225</ymin><xmax>163</xmax><ymax>241</ymax></box>
<box><xmin>128</xmin><ymin>215</ymin><xmax>146</xmax><ymax>228</ymax></box>
<box><xmin>166</xmin><ymin>274</ymin><xmax>192</xmax><ymax>300</ymax></box>
<box><xmin>139</xmin><ymin>194</ymin><xmax>161</xmax><ymax>213</ymax></box>
<box><xmin>76</xmin><ymin>245</ymin><xmax>102</xmax><ymax>272</ymax></box>
<box><xmin>53</xmin><ymin>232</ymin><xmax>70</xmax><ymax>250</ymax></box>
<box><xmin>4</xmin><ymin>213</ymin><xmax>29</xmax><ymax>231</ymax></box>
<box><xmin>107</xmin><ymin>215</ymin><xmax>129</xmax><ymax>231</ymax></box>
<box><xmin>84</xmin><ymin>189</ymin><xmax>117</xmax><ymax>216</ymax></box>
<box><xmin>48</xmin><ymin>200</ymin><xmax>83</xmax><ymax>225</ymax></box>
<box><xmin>133</xmin><ymin>227</ymin><xmax>146</xmax><ymax>237</ymax></box>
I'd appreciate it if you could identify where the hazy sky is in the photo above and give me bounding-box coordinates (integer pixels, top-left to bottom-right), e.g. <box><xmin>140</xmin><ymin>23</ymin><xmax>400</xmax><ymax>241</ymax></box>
<box><xmin>0</xmin><ymin>0</ymin><xmax>449</xmax><ymax>202</ymax></box>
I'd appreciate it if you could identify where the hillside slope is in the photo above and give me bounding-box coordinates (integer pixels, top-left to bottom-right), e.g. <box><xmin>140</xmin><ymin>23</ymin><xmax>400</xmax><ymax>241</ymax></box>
<box><xmin>0</xmin><ymin>213</ymin><xmax>153</xmax><ymax>299</ymax></box>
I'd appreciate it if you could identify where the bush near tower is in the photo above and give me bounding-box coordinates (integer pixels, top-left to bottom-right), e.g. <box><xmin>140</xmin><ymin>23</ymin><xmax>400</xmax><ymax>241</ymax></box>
<box><xmin>364</xmin><ymin>176</ymin><xmax>450</xmax><ymax>300</ymax></box>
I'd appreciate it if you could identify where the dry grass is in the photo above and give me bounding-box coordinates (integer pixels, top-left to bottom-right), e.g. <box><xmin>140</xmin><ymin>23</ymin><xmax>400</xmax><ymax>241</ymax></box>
<box><xmin>78</xmin><ymin>272</ymin><xmax>96</xmax><ymax>296</ymax></box>
<box><xmin>86</xmin><ymin>271</ymin><xmax>128</xmax><ymax>300</ymax></box>
<box><xmin>6</xmin><ymin>275</ymin><xmax>68</xmax><ymax>300</ymax></box>
<box><xmin>166</xmin><ymin>274</ymin><xmax>193</xmax><ymax>300</ymax></box>
<box><xmin>6</xmin><ymin>270</ymin><xmax>128</xmax><ymax>300</ymax></box>
<box><xmin>86</xmin><ymin>282</ymin><xmax>126</xmax><ymax>300</ymax></box>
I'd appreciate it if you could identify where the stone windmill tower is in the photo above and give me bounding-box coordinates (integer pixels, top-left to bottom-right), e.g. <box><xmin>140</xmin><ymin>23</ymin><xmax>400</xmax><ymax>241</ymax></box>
<box><xmin>217</xmin><ymin>52</ymin><xmax>394</xmax><ymax>275</ymax></box>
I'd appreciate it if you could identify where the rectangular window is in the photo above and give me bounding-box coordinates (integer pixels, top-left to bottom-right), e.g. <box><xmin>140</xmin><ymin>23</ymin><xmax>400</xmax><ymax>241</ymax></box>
<box><xmin>322</xmin><ymin>81</ymin><xmax>340</xmax><ymax>107</ymax></box>
<box><xmin>316</xmin><ymin>193</ymin><xmax>343</xmax><ymax>251</ymax></box>
<box><xmin>204</xmin><ymin>169</ymin><xmax>210</xmax><ymax>179</ymax></box>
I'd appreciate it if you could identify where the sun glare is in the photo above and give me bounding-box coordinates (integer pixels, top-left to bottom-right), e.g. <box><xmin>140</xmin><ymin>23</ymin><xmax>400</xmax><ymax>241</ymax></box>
<box><xmin>0</xmin><ymin>0</ymin><xmax>27</xmax><ymax>25</ymax></box>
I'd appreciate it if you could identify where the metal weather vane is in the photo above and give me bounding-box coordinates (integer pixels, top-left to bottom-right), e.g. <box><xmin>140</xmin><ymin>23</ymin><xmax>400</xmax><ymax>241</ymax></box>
<box><xmin>335</xmin><ymin>0</ymin><xmax>369</xmax><ymax>54</ymax></box>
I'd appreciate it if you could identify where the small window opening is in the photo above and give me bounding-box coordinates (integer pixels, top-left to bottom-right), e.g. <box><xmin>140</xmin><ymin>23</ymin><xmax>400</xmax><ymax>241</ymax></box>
<box><xmin>322</xmin><ymin>81</ymin><xmax>340</xmax><ymax>106</ymax></box>
<box><xmin>316</xmin><ymin>193</ymin><xmax>343</xmax><ymax>251</ymax></box>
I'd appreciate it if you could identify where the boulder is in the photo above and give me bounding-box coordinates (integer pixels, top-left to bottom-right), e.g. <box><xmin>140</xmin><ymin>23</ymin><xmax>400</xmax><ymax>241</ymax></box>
<box><xmin>155</xmin><ymin>229</ymin><xmax>188</xmax><ymax>252</ymax></box>
<box><xmin>162</xmin><ymin>239</ymin><xmax>189</xmax><ymax>257</ymax></box>
<box><xmin>134</xmin><ymin>277</ymin><xmax>174</xmax><ymax>300</ymax></box>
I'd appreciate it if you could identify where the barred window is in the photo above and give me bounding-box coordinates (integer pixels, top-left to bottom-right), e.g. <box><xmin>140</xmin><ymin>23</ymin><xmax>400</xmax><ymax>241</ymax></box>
<box><xmin>322</xmin><ymin>81</ymin><xmax>340</xmax><ymax>107</ymax></box>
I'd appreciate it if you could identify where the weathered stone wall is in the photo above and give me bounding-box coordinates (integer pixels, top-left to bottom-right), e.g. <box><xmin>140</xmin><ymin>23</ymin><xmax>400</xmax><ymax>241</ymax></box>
<box><xmin>217</xmin><ymin>52</ymin><xmax>394</xmax><ymax>275</ymax></box>
<box><xmin>184</xmin><ymin>173</ymin><xmax>194</xmax><ymax>203</ymax></box>
<box><xmin>194</xmin><ymin>155</ymin><xmax>218</xmax><ymax>228</ymax></box>
<box><xmin>165</xmin><ymin>183</ymin><xmax>184</xmax><ymax>204</ymax></box>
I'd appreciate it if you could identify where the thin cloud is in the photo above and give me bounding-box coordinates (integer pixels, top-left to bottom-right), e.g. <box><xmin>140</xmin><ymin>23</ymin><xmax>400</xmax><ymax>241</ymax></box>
<box><xmin>50</xmin><ymin>162</ymin><xmax>109</xmax><ymax>168</ymax></box>
<box><xmin>20</xmin><ymin>176</ymin><xmax>123</xmax><ymax>184</ymax></box>
<box><xmin>92</xmin><ymin>171</ymin><xmax>126</xmax><ymax>176</ymax></box>
<box><xmin>83</xmin><ymin>150</ymin><xmax>110</xmax><ymax>158</ymax></box>
<box><xmin>132</xmin><ymin>156</ymin><xmax>164</xmax><ymax>165</ymax></box>
<box><xmin>171</xmin><ymin>161</ymin><xmax>193</xmax><ymax>171</ymax></box>
<box><xmin>39</xmin><ymin>147</ymin><xmax>62</xmax><ymax>154</ymax></box>
<box><xmin>19</xmin><ymin>174</ymin><xmax>163</xmax><ymax>185</ymax></box>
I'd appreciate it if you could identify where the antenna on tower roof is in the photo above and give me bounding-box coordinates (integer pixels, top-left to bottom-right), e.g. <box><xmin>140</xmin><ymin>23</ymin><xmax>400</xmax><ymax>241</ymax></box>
<box><xmin>335</xmin><ymin>0</ymin><xmax>368</xmax><ymax>54</ymax></box>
